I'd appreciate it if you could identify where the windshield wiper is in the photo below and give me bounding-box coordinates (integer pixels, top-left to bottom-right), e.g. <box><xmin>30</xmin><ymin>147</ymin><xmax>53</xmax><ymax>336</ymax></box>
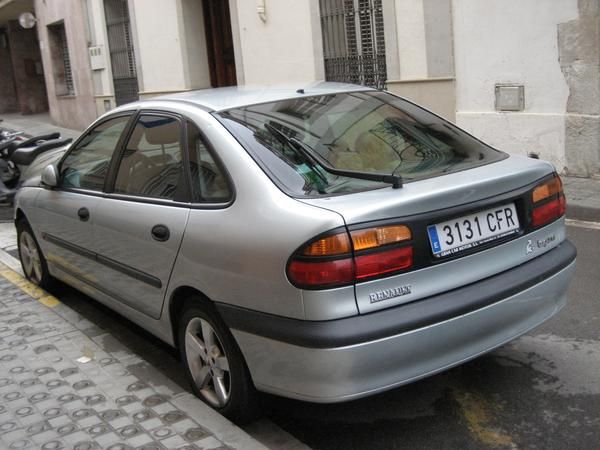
<box><xmin>264</xmin><ymin>123</ymin><xmax>403</xmax><ymax>189</ymax></box>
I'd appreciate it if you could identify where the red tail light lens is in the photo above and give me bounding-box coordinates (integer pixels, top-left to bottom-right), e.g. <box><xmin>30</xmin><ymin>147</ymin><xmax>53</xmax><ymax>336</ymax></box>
<box><xmin>532</xmin><ymin>194</ymin><xmax>566</xmax><ymax>227</ymax></box>
<box><xmin>287</xmin><ymin>258</ymin><xmax>354</xmax><ymax>287</ymax></box>
<box><xmin>355</xmin><ymin>246</ymin><xmax>413</xmax><ymax>280</ymax></box>
<box><xmin>531</xmin><ymin>174</ymin><xmax>566</xmax><ymax>228</ymax></box>
<box><xmin>287</xmin><ymin>225</ymin><xmax>413</xmax><ymax>289</ymax></box>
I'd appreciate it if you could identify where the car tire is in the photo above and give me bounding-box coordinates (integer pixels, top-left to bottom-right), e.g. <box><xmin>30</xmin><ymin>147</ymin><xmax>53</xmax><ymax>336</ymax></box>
<box><xmin>16</xmin><ymin>219</ymin><xmax>52</xmax><ymax>288</ymax></box>
<box><xmin>178</xmin><ymin>300</ymin><xmax>259</xmax><ymax>423</ymax></box>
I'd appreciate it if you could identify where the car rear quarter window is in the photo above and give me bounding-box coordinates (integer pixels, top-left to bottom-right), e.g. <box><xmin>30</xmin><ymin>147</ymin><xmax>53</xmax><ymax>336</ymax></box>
<box><xmin>60</xmin><ymin>115</ymin><xmax>129</xmax><ymax>191</ymax></box>
<box><xmin>216</xmin><ymin>91</ymin><xmax>506</xmax><ymax>197</ymax></box>
<box><xmin>186</xmin><ymin>121</ymin><xmax>232</xmax><ymax>203</ymax></box>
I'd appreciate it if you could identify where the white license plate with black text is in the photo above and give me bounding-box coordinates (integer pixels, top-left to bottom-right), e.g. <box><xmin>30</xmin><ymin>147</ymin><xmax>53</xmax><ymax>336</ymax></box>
<box><xmin>427</xmin><ymin>203</ymin><xmax>520</xmax><ymax>257</ymax></box>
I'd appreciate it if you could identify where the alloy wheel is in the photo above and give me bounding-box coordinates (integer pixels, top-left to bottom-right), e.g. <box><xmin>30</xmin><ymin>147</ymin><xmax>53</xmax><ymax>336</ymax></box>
<box><xmin>19</xmin><ymin>231</ymin><xmax>43</xmax><ymax>284</ymax></box>
<box><xmin>184</xmin><ymin>317</ymin><xmax>231</xmax><ymax>407</ymax></box>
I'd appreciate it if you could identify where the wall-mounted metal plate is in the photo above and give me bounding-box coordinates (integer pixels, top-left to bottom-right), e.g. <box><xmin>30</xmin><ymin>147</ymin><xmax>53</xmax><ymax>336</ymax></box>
<box><xmin>88</xmin><ymin>46</ymin><xmax>106</xmax><ymax>71</ymax></box>
<box><xmin>495</xmin><ymin>84</ymin><xmax>525</xmax><ymax>111</ymax></box>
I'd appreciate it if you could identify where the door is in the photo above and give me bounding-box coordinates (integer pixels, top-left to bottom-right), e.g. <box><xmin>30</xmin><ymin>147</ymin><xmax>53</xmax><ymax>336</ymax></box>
<box><xmin>34</xmin><ymin>115</ymin><xmax>132</xmax><ymax>284</ymax></box>
<box><xmin>92</xmin><ymin>114</ymin><xmax>190</xmax><ymax>319</ymax></box>
<box><xmin>203</xmin><ymin>0</ymin><xmax>237</xmax><ymax>87</ymax></box>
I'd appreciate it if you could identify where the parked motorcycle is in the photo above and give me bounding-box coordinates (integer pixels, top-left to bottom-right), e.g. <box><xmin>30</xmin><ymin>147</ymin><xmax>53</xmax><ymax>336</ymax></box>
<box><xmin>0</xmin><ymin>129</ymin><xmax>72</xmax><ymax>203</ymax></box>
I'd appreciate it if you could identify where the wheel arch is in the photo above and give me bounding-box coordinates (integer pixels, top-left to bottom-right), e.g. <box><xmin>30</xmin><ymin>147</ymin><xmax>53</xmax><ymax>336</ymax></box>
<box><xmin>168</xmin><ymin>285</ymin><xmax>215</xmax><ymax>348</ymax></box>
<box><xmin>14</xmin><ymin>208</ymin><xmax>26</xmax><ymax>223</ymax></box>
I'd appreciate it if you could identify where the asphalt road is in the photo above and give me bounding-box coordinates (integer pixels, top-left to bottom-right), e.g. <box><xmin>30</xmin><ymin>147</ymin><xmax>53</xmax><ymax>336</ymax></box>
<box><xmin>45</xmin><ymin>223</ymin><xmax>599</xmax><ymax>449</ymax></box>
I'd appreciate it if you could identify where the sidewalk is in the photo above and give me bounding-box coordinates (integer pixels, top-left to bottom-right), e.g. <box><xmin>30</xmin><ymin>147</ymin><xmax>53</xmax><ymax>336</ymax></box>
<box><xmin>1</xmin><ymin>113</ymin><xmax>82</xmax><ymax>142</ymax></box>
<box><xmin>2</xmin><ymin>112</ymin><xmax>598</xmax><ymax>222</ymax></box>
<box><xmin>0</xmin><ymin>221</ymin><xmax>266</xmax><ymax>449</ymax></box>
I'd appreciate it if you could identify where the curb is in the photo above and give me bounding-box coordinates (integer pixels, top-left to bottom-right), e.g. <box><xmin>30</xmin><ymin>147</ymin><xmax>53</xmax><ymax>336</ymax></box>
<box><xmin>566</xmin><ymin>205</ymin><xmax>600</xmax><ymax>223</ymax></box>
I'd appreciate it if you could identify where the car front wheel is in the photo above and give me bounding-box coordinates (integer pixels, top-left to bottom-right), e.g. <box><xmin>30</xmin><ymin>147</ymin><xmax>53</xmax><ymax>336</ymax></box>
<box><xmin>178</xmin><ymin>301</ymin><xmax>258</xmax><ymax>423</ymax></box>
<box><xmin>17</xmin><ymin>219</ymin><xmax>52</xmax><ymax>288</ymax></box>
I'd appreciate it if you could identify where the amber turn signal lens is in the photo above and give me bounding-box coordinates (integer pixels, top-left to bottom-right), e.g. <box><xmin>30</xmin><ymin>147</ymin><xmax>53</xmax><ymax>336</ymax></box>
<box><xmin>532</xmin><ymin>176</ymin><xmax>563</xmax><ymax>203</ymax></box>
<box><xmin>351</xmin><ymin>225</ymin><xmax>412</xmax><ymax>251</ymax></box>
<box><xmin>301</xmin><ymin>233</ymin><xmax>351</xmax><ymax>256</ymax></box>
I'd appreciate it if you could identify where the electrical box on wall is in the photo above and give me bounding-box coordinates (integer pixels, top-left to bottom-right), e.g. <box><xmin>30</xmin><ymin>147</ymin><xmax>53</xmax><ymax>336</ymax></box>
<box><xmin>495</xmin><ymin>84</ymin><xmax>525</xmax><ymax>111</ymax></box>
<box><xmin>89</xmin><ymin>46</ymin><xmax>106</xmax><ymax>71</ymax></box>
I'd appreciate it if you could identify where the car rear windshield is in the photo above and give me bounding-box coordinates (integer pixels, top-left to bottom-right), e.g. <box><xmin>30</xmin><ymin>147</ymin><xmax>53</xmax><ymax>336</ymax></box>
<box><xmin>215</xmin><ymin>91</ymin><xmax>506</xmax><ymax>197</ymax></box>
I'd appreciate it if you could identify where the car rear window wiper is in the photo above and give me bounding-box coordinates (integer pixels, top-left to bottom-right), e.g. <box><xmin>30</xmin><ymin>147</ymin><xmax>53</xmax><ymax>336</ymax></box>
<box><xmin>264</xmin><ymin>123</ymin><xmax>403</xmax><ymax>189</ymax></box>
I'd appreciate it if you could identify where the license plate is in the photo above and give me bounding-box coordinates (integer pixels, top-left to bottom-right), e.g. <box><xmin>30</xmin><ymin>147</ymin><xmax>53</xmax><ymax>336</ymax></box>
<box><xmin>427</xmin><ymin>203</ymin><xmax>520</xmax><ymax>257</ymax></box>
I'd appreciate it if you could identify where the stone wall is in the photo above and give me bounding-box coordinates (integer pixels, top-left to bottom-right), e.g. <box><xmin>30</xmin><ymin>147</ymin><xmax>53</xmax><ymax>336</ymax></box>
<box><xmin>560</xmin><ymin>0</ymin><xmax>600</xmax><ymax>177</ymax></box>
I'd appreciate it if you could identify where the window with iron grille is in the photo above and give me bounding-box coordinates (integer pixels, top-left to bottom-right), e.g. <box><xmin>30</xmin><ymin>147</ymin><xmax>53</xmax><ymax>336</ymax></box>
<box><xmin>104</xmin><ymin>0</ymin><xmax>139</xmax><ymax>105</ymax></box>
<box><xmin>319</xmin><ymin>0</ymin><xmax>387</xmax><ymax>89</ymax></box>
<box><xmin>47</xmin><ymin>22</ymin><xmax>74</xmax><ymax>96</ymax></box>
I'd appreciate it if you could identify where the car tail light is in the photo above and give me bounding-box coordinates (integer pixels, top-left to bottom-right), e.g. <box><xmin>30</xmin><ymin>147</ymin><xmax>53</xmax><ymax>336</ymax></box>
<box><xmin>531</xmin><ymin>174</ymin><xmax>566</xmax><ymax>228</ymax></box>
<box><xmin>287</xmin><ymin>225</ymin><xmax>413</xmax><ymax>289</ymax></box>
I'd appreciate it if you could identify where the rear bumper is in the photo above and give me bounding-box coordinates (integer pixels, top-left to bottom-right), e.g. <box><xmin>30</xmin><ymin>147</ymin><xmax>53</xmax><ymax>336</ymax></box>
<box><xmin>218</xmin><ymin>241</ymin><xmax>576</xmax><ymax>402</ymax></box>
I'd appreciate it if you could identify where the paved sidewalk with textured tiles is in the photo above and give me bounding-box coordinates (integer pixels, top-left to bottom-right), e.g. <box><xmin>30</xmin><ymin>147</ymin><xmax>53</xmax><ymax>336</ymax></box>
<box><xmin>0</xmin><ymin>264</ymin><xmax>264</xmax><ymax>450</ymax></box>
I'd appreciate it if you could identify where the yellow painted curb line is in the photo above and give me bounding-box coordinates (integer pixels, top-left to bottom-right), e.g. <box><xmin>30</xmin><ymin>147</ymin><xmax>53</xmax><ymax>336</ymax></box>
<box><xmin>0</xmin><ymin>266</ymin><xmax>61</xmax><ymax>307</ymax></box>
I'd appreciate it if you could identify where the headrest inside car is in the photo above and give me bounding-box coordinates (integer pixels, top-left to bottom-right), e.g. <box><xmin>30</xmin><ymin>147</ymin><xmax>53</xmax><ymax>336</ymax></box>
<box><xmin>143</xmin><ymin>117</ymin><xmax>180</xmax><ymax>145</ymax></box>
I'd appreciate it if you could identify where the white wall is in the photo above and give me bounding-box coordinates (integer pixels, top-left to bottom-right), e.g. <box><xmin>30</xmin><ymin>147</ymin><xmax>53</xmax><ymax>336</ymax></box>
<box><xmin>178</xmin><ymin>0</ymin><xmax>211</xmax><ymax>90</ymax></box>
<box><xmin>231</xmin><ymin>0</ymin><xmax>324</xmax><ymax>85</ymax></box>
<box><xmin>395</xmin><ymin>0</ymin><xmax>428</xmax><ymax>80</ymax></box>
<box><xmin>129</xmin><ymin>0</ymin><xmax>188</xmax><ymax>94</ymax></box>
<box><xmin>453</xmin><ymin>0</ymin><xmax>579</xmax><ymax>171</ymax></box>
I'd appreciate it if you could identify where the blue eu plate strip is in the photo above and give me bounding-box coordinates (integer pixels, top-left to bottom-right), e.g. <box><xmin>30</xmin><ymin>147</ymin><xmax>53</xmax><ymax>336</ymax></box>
<box><xmin>427</xmin><ymin>225</ymin><xmax>441</xmax><ymax>254</ymax></box>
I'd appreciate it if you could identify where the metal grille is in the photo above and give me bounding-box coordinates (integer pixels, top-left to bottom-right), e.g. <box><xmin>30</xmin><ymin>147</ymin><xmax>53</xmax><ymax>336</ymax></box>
<box><xmin>320</xmin><ymin>0</ymin><xmax>387</xmax><ymax>89</ymax></box>
<box><xmin>104</xmin><ymin>0</ymin><xmax>138</xmax><ymax>105</ymax></box>
<box><xmin>59</xmin><ymin>25</ymin><xmax>74</xmax><ymax>95</ymax></box>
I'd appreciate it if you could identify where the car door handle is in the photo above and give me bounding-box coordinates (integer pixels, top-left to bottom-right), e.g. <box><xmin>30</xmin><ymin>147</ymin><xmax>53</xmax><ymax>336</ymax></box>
<box><xmin>77</xmin><ymin>207</ymin><xmax>90</xmax><ymax>222</ymax></box>
<box><xmin>151</xmin><ymin>224</ymin><xmax>170</xmax><ymax>242</ymax></box>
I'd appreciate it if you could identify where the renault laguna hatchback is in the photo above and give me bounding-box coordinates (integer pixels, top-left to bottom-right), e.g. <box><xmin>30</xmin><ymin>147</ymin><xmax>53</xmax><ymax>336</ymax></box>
<box><xmin>15</xmin><ymin>83</ymin><xmax>576</xmax><ymax>421</ymax></box>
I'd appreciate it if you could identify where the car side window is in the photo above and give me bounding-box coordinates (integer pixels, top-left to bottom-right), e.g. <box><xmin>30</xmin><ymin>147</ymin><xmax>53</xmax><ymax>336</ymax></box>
<box><xmin>113</xmin><ymin>115</ymin><xmax>185</xmax><ymax>200</ymax></box>
<box><xmin>187</xmin><ymin>121</ymin><xmax>232</xmax><ymax>203</ymax></box>
<box><xmin>60</xmin><ymin>115</ymin><xmax>130</xmax><ymax>191</ymax></box>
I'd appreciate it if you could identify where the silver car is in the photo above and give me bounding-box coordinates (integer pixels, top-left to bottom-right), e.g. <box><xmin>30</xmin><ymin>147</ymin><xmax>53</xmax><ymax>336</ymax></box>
<box><xmin>15</xmin><ymin>83</ymin><xmax>576</xmax><ymax>422</ymax></box>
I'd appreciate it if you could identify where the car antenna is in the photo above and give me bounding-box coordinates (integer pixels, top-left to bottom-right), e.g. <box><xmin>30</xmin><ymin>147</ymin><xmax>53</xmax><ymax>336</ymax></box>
<box><xmin>296</xmin><ymin>88</ymin><xmax>305</xmax><ymax>94</ymax></box>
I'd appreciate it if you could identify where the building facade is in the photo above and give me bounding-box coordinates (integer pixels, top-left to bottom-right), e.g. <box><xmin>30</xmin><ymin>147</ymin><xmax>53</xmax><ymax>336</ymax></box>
<box><xmin>2</xmin><ymin>0</ymin><xmax>598</xmax><ymax>176</ymax></box>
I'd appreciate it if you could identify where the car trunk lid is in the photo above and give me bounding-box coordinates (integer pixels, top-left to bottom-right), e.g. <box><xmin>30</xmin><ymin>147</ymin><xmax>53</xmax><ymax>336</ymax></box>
<box><xmin>300</xmin><ymin>155</ymin><xmax>564</xmax><ymax>314</ymax></box>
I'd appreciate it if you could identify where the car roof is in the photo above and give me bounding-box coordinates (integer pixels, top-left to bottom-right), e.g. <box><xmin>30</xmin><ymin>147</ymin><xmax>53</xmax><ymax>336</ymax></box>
<box><xmin>136</xmin><ymin>82</ymin><xmax>374</xmax><ymax>112</ymax></box>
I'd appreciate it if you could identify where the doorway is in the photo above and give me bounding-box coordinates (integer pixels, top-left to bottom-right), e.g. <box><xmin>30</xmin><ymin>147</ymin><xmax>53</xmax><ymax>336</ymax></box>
<box><xmin>202</xmin><ymin>0</ymin><xmax>237</xmax><ymax>87</ymax></box>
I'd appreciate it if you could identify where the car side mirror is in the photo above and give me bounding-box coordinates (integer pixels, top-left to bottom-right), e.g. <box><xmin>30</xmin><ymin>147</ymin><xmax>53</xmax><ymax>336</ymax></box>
<box><xmin>41</xmin><ymin>164</ymin><xmax>58</xmax><ymax>188</ymax></box>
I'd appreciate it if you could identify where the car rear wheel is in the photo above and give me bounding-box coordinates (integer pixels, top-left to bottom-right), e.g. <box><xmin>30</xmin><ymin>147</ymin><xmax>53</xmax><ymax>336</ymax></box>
<box><xmin>178</xmin><ymin>301</ymin><xmax>258</xmax><ymax>423</ymax></box>
<box><xmin>17</xmin><ymin>219</ymin><xmax>52</xmax><ymax>288</ymax></box>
